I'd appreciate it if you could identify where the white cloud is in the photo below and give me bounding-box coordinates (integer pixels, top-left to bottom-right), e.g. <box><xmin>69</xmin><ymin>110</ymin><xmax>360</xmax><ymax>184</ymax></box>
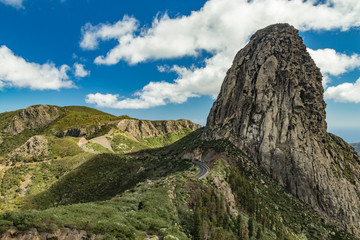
<box><xmin>80</xmin><ymin>15</ymin><xmax>138</xmax><ymax>51</ymax></box>
<box><xmin>73</xmin><ymin>63</ymin><xmax>90</xmax><ymax>77</ymax></box>
<box><xmin>307</xmin><ymin>48</ymin><xmax>360</xmax><ymax>76</ymax></box>
<box><xmin>307</xmin><ymin>48</ymin><xmax>360</xmax><ymax>86</ymax></box>
<box><xmin>307</xmin><ymin>48</ymin><xmax>360</xmax><ymax>101</ymax></box>
<box><xmin>0</xmin><ymin>45</ymin><xmax>74</xmax><ymax>90</ymax></box>
<box><xmin>85</xmin><ymin>93</ymin><xmax>120</xmax><ymax>107</ymax></box>
<box><xmin>0</xmin><ymin>0</ymin><xmax>23</xmax><ymax>8</ymax></box>
<box><xmin>82</xmin><ymin>0</ymin><xmax>360</xmax><ymax>109</ymax></box>
<box><xmin>325</xmin><ymin>78</ymin><xmax>360</xmax><ymax>103</ymax></box>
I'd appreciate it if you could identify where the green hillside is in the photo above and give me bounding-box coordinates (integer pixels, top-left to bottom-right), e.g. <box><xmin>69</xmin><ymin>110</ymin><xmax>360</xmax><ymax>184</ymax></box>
<box><xmin>0</xmin><ymin>128</ymin><xmax>357</xmax><ymax>239</ymax></box>
<box><xmin>0</xmin><ymin>106</ymin><xmax>357</xmax><ymax>239</ymax></box>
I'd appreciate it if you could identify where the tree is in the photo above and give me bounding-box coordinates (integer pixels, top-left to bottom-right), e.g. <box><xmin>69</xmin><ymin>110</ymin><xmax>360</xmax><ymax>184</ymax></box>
<box><xmin>236</xmin><ymin>214</ymin><xmax>243</xmax><ymax>239</ymax></box>
<box><xmin>193</xmin><ymin>208</ymin><xmax>202</xmax><ymax>240</ymax></box>
<box><xmin>248</xmin><ymin>217</ymin><xmax>254</xmax><ymax>239</ymax></box>
<box><xmin>256</xmin><ymin>227</ymin><xmax>262</xmax><ymax>239</ymax></box>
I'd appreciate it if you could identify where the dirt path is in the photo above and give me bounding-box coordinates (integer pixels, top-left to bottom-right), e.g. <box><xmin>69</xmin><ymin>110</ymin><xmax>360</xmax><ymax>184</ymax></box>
<box><xmin>90</xmin><ymin>129</ymin><xmax>114</xmax><ymax>152</ymax></box>
<box><xmin>77</xmin><ymin>129</ymin><xmax>114</xmax><ymax>153</ymax></box>
<box><xmin>90</xmin><ymin>136</ymin><xmax>114</xmax><ymax>152</ymax></box>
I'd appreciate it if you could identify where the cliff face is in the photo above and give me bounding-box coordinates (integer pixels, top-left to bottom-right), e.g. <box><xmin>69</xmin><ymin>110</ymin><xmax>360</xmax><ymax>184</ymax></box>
<box><xmin>204</xmin><ymin>23</ymin><xmax>360</xmax><ymax>235</ymax></box>
<box><xmin>5</xmin><ymin>105</ymin><xmax>60</xmax><ymax>135</ymax></box>
<box><xmin>8</xmin><ymin>135</ymin><xmax>48</xmax><ymax>159</ymax></box>
<box><xmin>116</xmin><ymin>119</ymin><xmax>201</xmax><ymax>138</ymax></box>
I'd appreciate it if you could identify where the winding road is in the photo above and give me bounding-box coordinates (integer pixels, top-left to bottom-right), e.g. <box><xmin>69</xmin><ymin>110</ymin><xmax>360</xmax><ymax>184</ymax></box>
<box><xmin>78</xmin><ymin>137</ymin><xmax>210</xmax><ymax>179</ymax></box>
<box><xmin>194</xmin><ymin>161</ymin><xmax>210</xmax><ymax>179</ymax></box>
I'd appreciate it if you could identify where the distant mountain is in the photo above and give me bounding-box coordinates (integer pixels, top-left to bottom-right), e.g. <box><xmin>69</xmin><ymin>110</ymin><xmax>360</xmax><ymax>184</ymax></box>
<box><xmin>351</xmin><ymin>143</ymin><xmax>360</xmax><ymax>155</ymax></box>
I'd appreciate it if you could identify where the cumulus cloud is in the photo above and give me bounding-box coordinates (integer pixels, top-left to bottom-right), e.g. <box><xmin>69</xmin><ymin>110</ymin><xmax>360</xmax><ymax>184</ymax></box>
<box><xmin>0</xmin><ymin>45</ymin><xmax>74</xmax><ymax>90</ymax></box>
<box><xmin>308</xmin><ymin>48</ymin><xmax>360</xmax><ymax>86</ymax></box>
<box><xmin>325</xmin><ymin>78</ymin><xmax>360</xmax><ymax>103</ymax></box>
<box><xmin>85</xmin><ymin>93</ymin><xmax>120</xmax><ymax>107</ymax></box>
<box><xmin>308</xmin><ymin>49</ymin><xmax>360</xmax><ymax>76</ymax></box>
<box><xmin>0</xmin><ymin>0</ymin><xmax>23</xmax><ymax>8</ymax></box>
<box><xmin>73</xmin><ymin>63</ymin><xmax>90</xmax><ymax>77</ymax></box>
<box><xmin>82</xmin><ymin>0</ymin><xmax>360</xmax><ymax>109</ymax></box>
<box><xmin>80</xmin><ymin>15</ymin><xmax>138</xmax><ymax>51</ymax></box>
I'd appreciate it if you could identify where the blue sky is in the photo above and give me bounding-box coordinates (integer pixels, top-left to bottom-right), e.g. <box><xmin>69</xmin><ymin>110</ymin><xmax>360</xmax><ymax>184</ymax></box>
<box><xmin>1</xmin><ymin>0</ymin><xmax>360</xmax><ymax>143</ymax></box>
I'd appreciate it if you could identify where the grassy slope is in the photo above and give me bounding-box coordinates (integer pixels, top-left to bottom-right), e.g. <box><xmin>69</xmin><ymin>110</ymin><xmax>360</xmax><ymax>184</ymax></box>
<box><xmin>0</xmin><ymin>173</ymin><xmax>192</xmax><ymax>239</ymax></box>
<box><xmin>0</xmin><ymin>108</ymin><xmax>357</xmax><ymax>239</ymax></box>
<box><xmin>0</xmin><ymin>106</ymin><xmax>131</xmax><ymax>156</ymax></box>
<box><xmin>25</xmin><ymin>154</ymin><xmax>192</xmax><ymax>209</ymax></box>
<box><xmin>43</xmin><ymin>106</ymin><xmax>130</xmax><ymax>136</ymax></box>
<box><xmin>0</xmin><ymin>134</ymin><xmax>93</xmax><ymax>213</ymax></box>
<box><xmin>110</xmin><ymin>128</ymin><xmax>194</xmax><ymax>154</ymax></box>
<box><xmin>0</xmin><ymin>153</ymin><xmax>93</xmax><ymax>213</ymax></box>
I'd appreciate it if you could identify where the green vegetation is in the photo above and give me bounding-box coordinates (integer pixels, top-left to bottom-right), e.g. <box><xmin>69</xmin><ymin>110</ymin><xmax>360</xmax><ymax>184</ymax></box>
<box><xmin>45</xmin><ymin>106</ymin><xmax>118</xmax><ymax>135</ymax></box>
<box><xmin>0</xmin><ymin>174</ymin><xmax>190</xmax><ymax>239</ymax></box>
<box><xmin>26</xmin><ymin>154</ymin><xmax>192</xmax><ymax>209</ymax></box>
<box><xmin>0</xmin><ymin>109</ymin><xmax>21</xmax><ymax>130</ymax></box>
<box><xmin>85</xmin><ymin>141</ymin><xmax>112</xmax><ymax>153</ymax></box>
<box><xmin>139</xmin><ymin>128</ymin><xmax>193</xmax><ymax>148</ymax></box>
<box><xmin>48</xmin><ymin>137</ymin><xmax>83</xmax><ymax>159</ymax></box>
<box><xmin>0</xmin><ymin>106</ymin><xmax>358</xmax><ymax>239</ymax></box>
<box><xmin>146</xmin><ymin>130</ymin><xmax>359</xmax><ymax>240</ymax></box>
<box><xmin>110</xmin><ymin>132</ymin><xmax>146</xmax><ymax>153</ymax></box>
<box><xmin>0</xmin><ymin>153</ymin><xmax>92</xmax><ymax>213</ymax></box>
<box><xmin>0</xmin><ymin>130</ymin><xmax>39</xmax><ymax>156</ymax></box>
<box><xmin>110</xmin><ymin>128</ymin><xmax>193</xmax><ymax>154</ymax></box>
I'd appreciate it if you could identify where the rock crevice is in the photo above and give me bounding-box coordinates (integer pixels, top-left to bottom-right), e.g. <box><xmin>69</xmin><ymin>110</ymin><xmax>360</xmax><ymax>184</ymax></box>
<box><xmin>204</xmin><ymin>23</ymin><xmax>360</xmax><ymax>235</ymax></box>
<box><xmin>116</xmin><ymin>119</ymin><xmax>201</xmax><ymax>138</ymax></box>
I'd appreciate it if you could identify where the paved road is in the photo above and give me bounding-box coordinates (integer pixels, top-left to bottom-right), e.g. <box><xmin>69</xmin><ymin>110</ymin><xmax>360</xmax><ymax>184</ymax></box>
<box><xmin>194</xmin><ymin>161</ymin><xmax>210</xmax><ymax>179</ymax></box>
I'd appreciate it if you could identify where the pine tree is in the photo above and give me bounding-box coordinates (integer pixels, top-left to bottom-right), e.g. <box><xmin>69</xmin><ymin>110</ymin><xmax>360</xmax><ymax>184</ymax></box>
<box><xmin>236</xmin><ymin>214</ymin><xmax>243</xmax><ymax>239</ymax></box>
<box><xmin>248</xmin><ymin>217</ymin><xmax>254</xmax><ymax>239</ymax></box>
<box><xmin>256</xmin><ymin>227</ymin><xmax>262</xmax><ymax>239</ymax></box>
<box><xmin>193</xmin><ymin>208</ymin><xmax>202</xmax><ymax>240</ymax></box>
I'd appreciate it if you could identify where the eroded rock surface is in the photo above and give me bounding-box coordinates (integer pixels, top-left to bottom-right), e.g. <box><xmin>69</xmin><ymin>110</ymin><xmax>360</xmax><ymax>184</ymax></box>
<box><xmin>116</xmin><ymin>119</ymin><xmax>201</xmax><ymax>138</ymax></box>
<box><xmin>8</xmin><ymin>135</ymin><xmax>48</xmax><ymax>160</ymax></box>
<box><xmin>5</xmin><ymin>106</ymin><xmax>60</xmax><ymax>135</ymax></box>
<box><xmin>204</xmin><ymin>23</ymin><xmax>360</xmax><ymax>235</ymax></box>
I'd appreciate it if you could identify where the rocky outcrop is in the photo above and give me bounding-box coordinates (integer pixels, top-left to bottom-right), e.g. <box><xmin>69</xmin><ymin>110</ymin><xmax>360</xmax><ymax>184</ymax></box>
<box><xmin>56</xmin><ymin>126</ymin><xmax>101</xmax><ymax>138</ymax></box>
<box><xmin>5</xmin><ymin>105</ymin><xmax>60</xmax><ymax>135</ymax></box>
<box><xmin>8</xmin><ymin>135</ymin><xmax>48</xmax><ymax>160</ymax></box>
<box><xmin>204</xmin><ymin>23</ymin><xmax>360</xmax><ymax>235</ymax></box>
<box><xmin>116</xmin><ymin>119</ymin><xmax>201</xmax><ymax>138</ymax></box>
<box><xmin>1</xmin><ymin>227</ymin><xmax>99</xmax><ymax>240</ymax></box>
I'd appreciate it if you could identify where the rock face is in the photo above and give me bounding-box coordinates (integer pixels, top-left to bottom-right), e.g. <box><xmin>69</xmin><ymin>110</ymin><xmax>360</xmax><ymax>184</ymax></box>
<box><xmin>204</xmin><ymin>23</ymin><xmax>360</xmax><ymax>235</ymax></box>
<box><xmin>5</xmin><ymin>105</ymin><xmax>60</xmax><ymax>135</ymax></box>
<box><xmin>116</xmin><ymin>119</ymin><xmax>201</xmax><ymax>138</ymax></box>
<box><xmin>56</xmin><ymin>126</ymin><xmax>101</xmax><ymax>138</ymax></box>
<box><xmin>8</xmin><ymin>135</ymin><xmax>48</xmax><ymax>160</ymax></box>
